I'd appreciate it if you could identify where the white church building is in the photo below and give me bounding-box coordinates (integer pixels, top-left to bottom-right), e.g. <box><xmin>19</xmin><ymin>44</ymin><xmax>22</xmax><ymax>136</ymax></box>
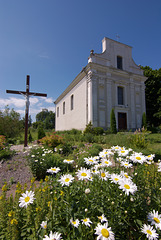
<box><xmin>55</xmin><ymin>37</ymin><xmax>146</xmax><ymax>131</ymax></box>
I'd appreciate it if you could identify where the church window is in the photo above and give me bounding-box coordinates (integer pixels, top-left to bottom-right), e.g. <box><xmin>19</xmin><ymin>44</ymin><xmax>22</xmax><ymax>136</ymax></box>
<box><xmin>57</xmin><ymin>107</ymin><xmax>59</xmax><ymax>117</ymax></box>
<box><xmin>118</xmin><ymin>87</ymin><xmax>124</xmax><ymax>105</ymax></box>
<box><xmin>117</xmin><ymin>56</ymin><xmax>123</xmax><ymax>69</ymax></box>
<box><xmin>63</xmin><ymin>101</ymin><xmax>65</xmax><ymax>114</ymax></box>
<box><xmin>71</xmin><ymin>94</ymin><xmax>74</xmax><ymax>110</ymax></box>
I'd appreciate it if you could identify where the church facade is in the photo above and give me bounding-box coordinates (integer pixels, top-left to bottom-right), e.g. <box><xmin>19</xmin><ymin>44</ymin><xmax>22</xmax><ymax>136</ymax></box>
<box><xmin>55</xmin><ymin>37</ymin><xmax>146</xmax><ymax>131</ymax></box>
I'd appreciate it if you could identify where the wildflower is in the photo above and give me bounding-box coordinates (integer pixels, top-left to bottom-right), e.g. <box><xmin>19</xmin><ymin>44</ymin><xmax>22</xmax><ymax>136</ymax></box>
<box><xmin>101</xmin><ymin>159</ymin><xmax>112</xmax><ymax>167</ymax></box>
<box><xmin>85</xmin><ymin>188</ymin><xmax>90</xmax><ymax>194</ymax></box>
<box><xmin>85</xmin><ymin>208</ymin><xmax>88</xmax><ymax>212</ymax></box>
<box><xmin>148</xmin><ymin>210</ymin><xmax>161</xmax><ymax>230</ymax></box>
<box><xmin>46</xmin><ymin>167</ymin><xmax>60</xmax><ymax>174</ymax></box>
<box><xmin>99</xmin><ymin>170</ymin><xmax>110</xmax><ymax>181</ymax></box>
<box><xmin>43</xmin><ymin>231</ymin><xmax>62</xmax><ymax>240</ymax></box>
<box><xmin>8</xmin><ymin>211</ymin><xmax>14</xmax><ymax>217</ymax></box>
<box><xmin>130</xmin><ymin>153</ymin><xmax>146</xmax><ymax>164</ymax></box>
<box><xmin>120</xmin><ymin>171</ymin><xmax>132</xmax><ymax>180</ymax></box>
<box><xmin>95</xmin><ymin>222</ymin><xmax>115</xmax><ymax>240</ymax></box>
<box><xmin>76</xmin><ymin>167</ymin><xmax>91</xmax><ymax>181</ymax></box>
<box><xmin>118</xmin><ymin>149</ymin><xmax>129</xmax><ymax>157</ymax></box>
<box><xmin>63</xmin><ymin>159</ymin><xmax>74</xmax><ymax>164</ymax></box>
<box><xmin>10</xmin><ymin>219</ymin><xmax>18</xmax><ymax>225</ymax></box>
<box><xmin>110</xmin><ymin>173</ymin><xmax>122</xmax><ymax>184</ymax></box>
<box><xmin>146</xmin><ymin>154</ymin><xmax>155</xmax><ymax>161</ymax></box>
<box><xmin>118</xmin><ymin>179</ymin><xmax>137</xmax><ymax>196</ymax></box>
<box><xmin>70</xmin><ymin>218</ymin><xmax>80</xmax><ymax>228</ymax></box>
<box><xmin>58</xmin><ymin>174</ymin><xmax>74</xmax><ymax>186</ymax></box>
<box><xmin>84</xmin><ymin>157</ymin><xmax>98</xmax><ymax>165</ymax></box>
<box><xmin>2</xmin><ymin>183</ymin><xmax>7</xmax><ymax>192</ymax></box>
<box><xmin>141</xmin><ymin>224</ymin><xmax>158</xmax><ymax>240</ymax></box>
<box><xmin>98</xmin><ymin>214</ymin><xmax>108</xmax><ymax>223</ymax></box>
<box><xmin>81</xmin><ymin>218</ymin><xmax>92</xmax><ymax>227</ymax></box>
<box><xmin>120</xmin><ymin>161</ymin><xmax>133</xmax><ymax>168</ymax></box>
<box><xmin>40</xmin><ymin>221</ymin><xmax>47</xmax><ymax>229</ymax></box>
<box><xmin>19</xmin><ymin>190</ymin><xmax>35</xmax><ymax>208</ymax></box>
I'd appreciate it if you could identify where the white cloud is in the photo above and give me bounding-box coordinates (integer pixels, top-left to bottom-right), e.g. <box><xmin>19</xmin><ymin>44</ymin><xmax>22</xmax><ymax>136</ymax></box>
<box><xmin>45</xmin><ymin>97</ymin><xmax>54</xmax><ymax>103</ymax></box>
<box><xmin>0</xmin><ymin>97</ymin><xmax>25</xmax><ymax>107</ymax></box>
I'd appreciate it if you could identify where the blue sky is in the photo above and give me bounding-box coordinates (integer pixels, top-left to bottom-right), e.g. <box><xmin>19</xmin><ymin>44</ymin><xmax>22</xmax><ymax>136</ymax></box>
<box><xmin>0</xmin><ymin>0</ymin><xmax>161</xmax><ymax>122</ymax></box>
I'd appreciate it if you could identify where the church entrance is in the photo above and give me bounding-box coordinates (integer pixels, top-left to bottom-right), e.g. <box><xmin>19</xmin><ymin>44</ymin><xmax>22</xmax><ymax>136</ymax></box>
<box><xmin>118</xmin><ymin>112</ymin><xmax>127</xmax><ymax>130</ymax></box>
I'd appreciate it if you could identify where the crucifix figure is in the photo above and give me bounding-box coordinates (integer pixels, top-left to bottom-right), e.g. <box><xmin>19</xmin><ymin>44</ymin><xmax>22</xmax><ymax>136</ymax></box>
<box><xmin>6</xmin><ymin>75</ymin><xmax>47</xmax><ymax>147</ymax></box>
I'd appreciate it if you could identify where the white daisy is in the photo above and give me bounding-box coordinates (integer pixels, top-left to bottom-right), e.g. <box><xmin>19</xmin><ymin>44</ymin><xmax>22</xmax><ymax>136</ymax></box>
<box><xmin>130</xmin><ymin>153</ymin><xmax>146</xmax><ymax>164</ymax></box>
<box><xmin>98</xmin><ymin>214</ymin><xmax>108</xmax><ymax>223</ymax></box>
<box><xmin>70</xmin><ymin>218</ymin><xmax>80</xmax><ymax>228</ymax></box>
<box><xmin>120</xmin><ymin>161</ymin><xmax>133</xmax><ymax>168</ymax></box>
<box><xmin>118</xmin><ymin>149</ymin><xmax>129</xmax><ymax>157</ymax></box>
<box><xmin>84</xmin><ymin>157</ymin><xmax>98</xmax><ymax>165</ymax></box>
<box><xmin>111</xmin><ymin>145</ymin><xmax>121</xmax><ymax>152</ymax></box>
<box><xmin>110</xmin><ymin>173</ymin><xmax>122</xmax><ymax>184</ymax></box>
<box><xmin>63</xmin><ymin>159</ymin><xmax>74</xmax><ymax>164</ymax></box>
<box><xmin>146</xmin><ymin>154</ymin><xmax>155</xmax><ymax>161</ymax></box>
<box><xmin>81</xmin><ymin>218</ymin><xmax>92</xmax><ymax>227</ymax></box>
<box><xmin>141</xmin><ymin>224</ymin><xmax>159</xmax><ymax>240</ymax></box>
<box><xmin>101</xmin><ymin>159</ymin><xmax>112</xmax><ymax>167</ymax></box>
<box><xmin>99</xmin><ymin>170</ymin><xmax>110</xmax><ymax>181</ymax></box>
<box><xmin>148</xmin><ymin>210</ymin><xmax>161</xmax><ymax>230</ymax></box>
<box><xmin>58</xmin><ymin>174</ymin><xmax>74</xmax><ymax>186</ymax></box>
<box><xmin>47</xmin><ymin>167</ymin><xmax>60</xmax><ymax>174</ymax></box>
<box><xmin>76</xmin><ymin>167</ymin><xmax>91</xmax><ymax>181</ymax></box>
<box><xmin>120</xmin><ymin>171</ymin><xmax>132</xmax><ymax>180</ymax></box>
<box><xmin>118</xmin><ymin>178</ymin><xmax>137</xmax><ymax>196</ymax></box>
<box><xmin>19</xmin><ymin>190</ymin><xmax>35</xmax><ymax>208</ymax></box>
<box><xmin>40</xmin><ymin>221</ymin><xmax>47</xmax><ymax>229</ymax></box>
<box><xmin>43</xmin><ymin>231</ymin><xmax>62</xmax><ymax>240</ymax></box>
<box><xmin>95</xmin><ymin>222</ymin><xmax>115</xmax><ymax>240</ymax></box>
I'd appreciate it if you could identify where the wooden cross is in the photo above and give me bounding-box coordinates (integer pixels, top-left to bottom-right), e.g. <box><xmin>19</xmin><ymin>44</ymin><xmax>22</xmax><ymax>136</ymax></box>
<box><xmin>6</xmin><ymin>75</ymin><xmax>47</xmax><ymax>147</ymax></box>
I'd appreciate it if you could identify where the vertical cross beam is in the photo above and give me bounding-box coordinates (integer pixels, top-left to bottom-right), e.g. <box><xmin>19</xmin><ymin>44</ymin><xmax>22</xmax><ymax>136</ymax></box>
<box><xmin>24</xmin><ymin>75</ymin><xmax>30</xmax><ymax>147</ymax></box>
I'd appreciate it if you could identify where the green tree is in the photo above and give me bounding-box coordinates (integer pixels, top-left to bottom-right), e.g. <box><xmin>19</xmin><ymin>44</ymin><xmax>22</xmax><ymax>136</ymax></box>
<box><xmin>141</xmin><ymin>66</ymin><xmax>161</xmax><ymax>126</ymax></box>
<box><xmin>110</xmin><ymin>108</ymin><xmax>117</xmax><ymax>134</ymax></box>
<box><xmin>36</xmin><ymin>109</ymin><xmax>55</xmax><ymax>129</ymax></box>
<box><xmin>0</xmin><ymin>106</ymin><xmax>23</xmax><ymax>138</ymax></box>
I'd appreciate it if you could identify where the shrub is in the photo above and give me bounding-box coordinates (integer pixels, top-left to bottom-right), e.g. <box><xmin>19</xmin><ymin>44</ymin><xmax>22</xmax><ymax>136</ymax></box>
<box><xmin>129</xmin><ymin>130</ymin><xmax>148</xmax><ymax>149</ymax></box>
<box><xmin>83</xmin><ymin>121</ymin><xmax>94</xmax><ymax>134</ymax></box>
<box><xmin>0</xmin><ymin>135</ymin><xmax>6</xmax><ymax>150</ymax></box>
<box><xmin>110</xmin><ymin>108</ymin><xmax>117</xmax><ymax>134</ymax></box>
<box><xmin>40</xmin><ymin>132</ymin><xmax>64</xmax><ymax>149</ymax></box>
<box><xmin>37</xmin><ymin>127</ymin><xmax>46</xmax><ymax>140</ymax></box>
<box><xmin>93</xmin><ymin>127</ymin><xmax>104</xmax><ymax>135</ymax></box>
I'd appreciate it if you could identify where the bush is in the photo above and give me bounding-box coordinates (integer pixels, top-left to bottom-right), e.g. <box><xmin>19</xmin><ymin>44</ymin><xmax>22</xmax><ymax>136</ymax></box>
<box><xmin>39</xmin><ymin>132</ymin><xmax>64</xmax><ymax>149</ymax></box>
<box><xmin>93</xmin><ymin>127</ymin><xmax>104</xmax><ymax>135</ymax></box>
<box><xmin>110</xmin><ymin>108</ymin><xmax>117</xmax><ymax>134</ymax></box>
<box><xmin>83</xmin><ymin>121</ymin><xmax>94</xmax><ymax>134</ymax></box>
<box><xmin>129</xmin><ymin>130</ymin><xmax>148</xmax><ymax>149</ymax></box>
<box><xmin>38</xmin><ymin>127</ymin><xmax>46</xmax><ymax>140</ymax></box>
<box><xmin>0</xmin><ymin>135</ymin><xmax>6</xmax><ymax>150</ymax></box>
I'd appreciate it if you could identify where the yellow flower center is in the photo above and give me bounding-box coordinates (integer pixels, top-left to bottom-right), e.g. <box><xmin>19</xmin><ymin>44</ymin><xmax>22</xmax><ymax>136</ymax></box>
<box><xmin>148</xmin><ymin>155</ymin><xmax>151</xmax><ymax>158</ymax></box>
<box><xmin>105</xmin><ymin>152</ymin><xmax>108</xmax><ymax>154</ymax></box>
<box><xmin>44</xmin><ymin>225</ymin><xmax>47</xmax><ymax>229</ymax></box>
<box><xmin>114</xmin><ymin>178</ymin><xmax>119</xmax><ymax>181</ymax></box>
<box><xmin>101</xmin><ymin>228</ymin><xmax>109</xmax><ymax>238</ymax></box>
<box><xmin>51</xmin><ymin>168</ymin><xmax>56</xmax><ymax>171</ymax></box>
<box><xmin>101</xmin><ymin>173</ymin><xmax>106</xmax><ymax>178</ymax></box>
<box><xmin>125</xmin><ymin>163</ymin><xmax>128</xmax><ymax>166</ymax></box>
<box><xmin>154</xmin><ymin>217</ymin><xmax>160</xmax><ymax>223</ymax></box>
<box><xmin>67</xmin><ymin>159</ymin><xmax>70</xmax><ymax>161</ymax></box>
<box><xmin>83</xmin><ymin>218</ymin><xmax>88</xmax><ymax>222</ymax></box>
<box><xmin>146</xmin><ymin>230</ymin><xmax>152</xmax><ymax>235</ymax></box>
<box><xmin>89</xmin><ymin>159</ymin><xmax>93</xmax><ymax>162</ymax></box>
<box><xmin>65</xmin><ymin>178</ymin><xmax>70</xmax><ymax>182</ymax></box>
<box><xmin>124</xmin><ymin>184</ymin><xmax>130</xmax><ymax>189</ymax></box>
<box><xmin>136</xmin><ymin>157</ymin><xmax>141</xmax><ymax>160</ymax></box>
<box><xmin>25</xmin><ymin>196</ymin><xmax>30</xmax><ymax>202</ymax></box>
<box><xmin>72</xmin><ymin>221</ymin><xmax>76</xmax><ymax>225</ymax></box>
<box><xmin>81</xmin><ymin>173</ymin><xmax>87</xmax><ymax>177</ymax></box>
<box><xmin>124</xmin><ymin>174</ymin><xmax>129</xmax><ymax>178</ymax></box>
<box><xmin>115</xmin><ymin>147</ymin><xmax>119</xmax><ymax>149</ymax></box>
<box><xmin>105</xmin><ymin>161</ymin><xmax>109</xmax><ymax>164</ymax></box>
<box><xmin>121</xmin><ymin>150</ymin><xmax>125</xmax><ymax>153</ymax></box>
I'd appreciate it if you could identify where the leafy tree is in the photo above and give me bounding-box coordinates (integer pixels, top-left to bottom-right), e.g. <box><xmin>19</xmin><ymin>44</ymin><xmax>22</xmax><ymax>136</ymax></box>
<box><xmin>0</xmin><ymin>106</ymin><xmax>23</xmax><ymax>138</ymax></box>
<box><xmin>110</xmin><ymin>108</ymin><xmax>117</xmax><ymax>134</ymax></box>
<box><xmin>36</xmin><ymin>109</ymin><xmax>55</xmax><ymax>129</ymax></box>
<box><xmin>142</xmin><ymin>66</ymin><xmax>161</xmax><ymax>126</ymax></box>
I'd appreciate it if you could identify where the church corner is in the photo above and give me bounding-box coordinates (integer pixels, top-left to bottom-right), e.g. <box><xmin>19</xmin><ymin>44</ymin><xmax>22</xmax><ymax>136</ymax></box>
<box><xmin>55</xmin><ymin>37</ymin><xmax>147</xmax><ymax>132</ymax></box>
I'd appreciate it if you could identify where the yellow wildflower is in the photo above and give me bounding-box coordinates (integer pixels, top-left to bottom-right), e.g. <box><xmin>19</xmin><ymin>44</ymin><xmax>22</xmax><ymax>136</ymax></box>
<box><xmin>11</xmin><ymin>219</ymin><xmax>18</xmax><ymax>225</ymax></box>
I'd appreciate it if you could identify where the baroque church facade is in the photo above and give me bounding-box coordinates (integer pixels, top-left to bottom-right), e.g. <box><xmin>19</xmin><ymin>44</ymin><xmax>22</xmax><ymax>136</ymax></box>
<box><xmin>55</xmin><ymin>37</ymin><xmax>146</xmax><ymax>131</ymax></box>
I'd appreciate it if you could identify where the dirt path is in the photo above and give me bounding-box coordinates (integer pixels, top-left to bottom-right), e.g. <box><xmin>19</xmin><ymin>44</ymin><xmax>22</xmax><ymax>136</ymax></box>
<box><xmin>0</xmin><ymin>145</ymin><xmax>35</xmax><ymax>197</ymax></box>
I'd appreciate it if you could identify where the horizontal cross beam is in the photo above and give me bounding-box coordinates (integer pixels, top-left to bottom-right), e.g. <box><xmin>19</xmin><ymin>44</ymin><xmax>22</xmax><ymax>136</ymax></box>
<box><xmin>6</xmin><ymin>90</ymin><xmax>47</xmax><ymax>97</ymax></box>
